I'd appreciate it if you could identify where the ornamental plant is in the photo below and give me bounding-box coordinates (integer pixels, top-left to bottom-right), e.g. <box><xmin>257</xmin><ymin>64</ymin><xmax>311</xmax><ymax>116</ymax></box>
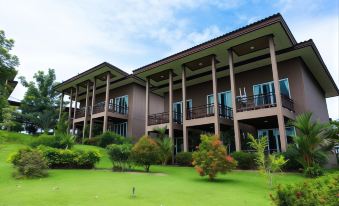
<box><xmin>192</xmin><ymin>134</ymin><xmax>237</xmax><ymax>181</ymax></box>
<box><xmin>106</xmin><ymin>143</ymin><xmax>133</xmax><ymax>171</ymax></box>
<box><xmin>131</xmin><ymin>135</ymin><xmax>160</xmax><ymax>172</ymax></box>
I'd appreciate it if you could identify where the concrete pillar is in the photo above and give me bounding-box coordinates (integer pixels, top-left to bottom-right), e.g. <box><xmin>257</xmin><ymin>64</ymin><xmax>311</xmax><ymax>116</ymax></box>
<box><xmin>103</xmin><ymin>72</ymin><xmax>111</xmax><ymax>133</ymax></box>
<box><xmin>182</xmin><ymin>65</ymin><xmax>188</xmax><ymax>152</ymax></box>
<box><xmin>89</xmin><ymin>78</ymin><xmax>96</xmax><ymax>138</ymax></box>
<box><xmin>82</xmin><ymin>81</ymin><xmax>90</xmax><ymax>139</ymax></box>
<box><xmin>228</xmin><ymin>49</ymin><xmax>241</xmax><ymax>151</ymax></box>
<box><xmin>269</xmin><ymin>36</ymin><xmax>287</xmax><ymax>152</ymax></box>
<box><xmin>145</xmin><ymin>77</ymin><xmax>150</xmax><ymax>135</ymax></box>
<box><xmin>72</xmin><ymin>85</ymin><xmax>79</xmax><ymax>135</ymax></box>
<box><xmin>67</xmin><ymin>88</ymin><xmax>73</xmax><ymax>134</ymax></box>
<box><xmin>211</xmin><ymin>55</ymin><xmax>220</xmax><ymax>136</ymax></box>
<box><xmin>58</xmin><ymin>92</ymin><xmax>64</xmax><ymax>122</ymax></box>
<box><xmin>168</xmin><ymin>70</ymin><xmax>174</xmax><ymax>138</ymax></box>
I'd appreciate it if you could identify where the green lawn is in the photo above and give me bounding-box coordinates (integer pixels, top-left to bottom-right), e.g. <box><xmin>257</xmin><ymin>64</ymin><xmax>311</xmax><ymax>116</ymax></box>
<box><xmin>0</xmin><ymin>132</ymin><xmax>307</xmax><ymax>206</ymax></box>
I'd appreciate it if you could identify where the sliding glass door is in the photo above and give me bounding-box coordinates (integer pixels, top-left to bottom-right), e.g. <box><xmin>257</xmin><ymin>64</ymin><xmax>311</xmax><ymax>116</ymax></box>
<box><xmin>207</xmin><ymin>91</ymin><xmax>232</xmax><ymax>116</ymax></box>
<box><xmin>114</xmin><ymin>95</ymin><xmax>128</xmax><ymax>114</ymax></box>
<box><xmin>173</xmin><ymin>100</ymin><xmax>192</xmax><ymax>123</ymax></box>
<box><xmin>253</xmin><ymin>79</ymin><xmax>290</xmax><ymax>106</ymax></box>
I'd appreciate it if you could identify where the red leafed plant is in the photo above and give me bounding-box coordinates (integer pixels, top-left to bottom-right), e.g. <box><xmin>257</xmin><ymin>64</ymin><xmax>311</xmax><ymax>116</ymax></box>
<box><xmin>192</xmin><ymin>134</ymin><xmax>237</xmax><ymax>180</ymax></box>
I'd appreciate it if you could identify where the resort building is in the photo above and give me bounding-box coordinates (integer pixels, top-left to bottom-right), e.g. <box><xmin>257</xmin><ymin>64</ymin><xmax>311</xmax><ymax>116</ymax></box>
<box><xmin>55</xmin><ymin>14</ymin><xmax>338</xmax><ymax>153</ymax></box>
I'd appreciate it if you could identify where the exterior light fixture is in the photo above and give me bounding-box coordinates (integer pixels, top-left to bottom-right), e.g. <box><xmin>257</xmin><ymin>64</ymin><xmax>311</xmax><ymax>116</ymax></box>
<box><xmin>198</xmin><ymin>62</ymin><xmax>203</xmax><ymax>66</ymax></box>
<box><xmin>250</xmin><ymin>46</ymin><xmax>255</xmax><ymax>50</ymax></box>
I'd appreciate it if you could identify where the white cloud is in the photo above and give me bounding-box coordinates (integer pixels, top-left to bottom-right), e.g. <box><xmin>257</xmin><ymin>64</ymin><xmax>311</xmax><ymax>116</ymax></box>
<box><xmin>288</xmin><ymin>15</ymin><xmax>339</xmax><ymax>120</ymax></box>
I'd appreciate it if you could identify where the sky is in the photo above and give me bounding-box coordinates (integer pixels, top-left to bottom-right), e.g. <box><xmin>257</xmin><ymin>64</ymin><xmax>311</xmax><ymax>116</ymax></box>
<box><xmin>0</xmin><ymin>0</ymin><xmax>338</xmax><ymax>119</ymax></box>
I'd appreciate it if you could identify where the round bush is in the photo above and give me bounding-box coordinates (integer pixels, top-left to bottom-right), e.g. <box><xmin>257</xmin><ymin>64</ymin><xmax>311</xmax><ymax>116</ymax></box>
<box><xmin>231</xmin><ymin>151</ymin><xmax>257</xmax><ymax>170</ymax></box>
<box><xmin>106</xmin><ymin>144</ymin><xmax>133</xmax><ymax>171</ymax></box>
<box><xmin>9</xmin><ymin>148</ymin><xmax>48</xmax><ymax>178</ymax></box>
<box><xmin>131</xmin><ymin>136</ymin><xmax>159</xmax><ymax>172</ymax></box>
<box><xmin>175</xmin><ymin>152</ymin><xmax>193</xmax><ymax>166</ymax></box>
<box><xmin>304</xmin><ymin>165</ymin><xmax>324</xmax><ymax>178</ymax></box>
<box><xmin>97</xmin><ymin>132</ymin><xmax>126</xmax><ymax>148</ymax></box>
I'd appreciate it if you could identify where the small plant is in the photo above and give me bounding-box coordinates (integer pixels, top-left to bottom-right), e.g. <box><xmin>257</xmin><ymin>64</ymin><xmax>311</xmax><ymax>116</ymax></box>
<box><xmin>231</xmin><ymin>151</ymin><xmax>257</xmax><ymax>170</ymax></box>
<box><xmin>248</xmin><ymin>134</ymin><xmax>287</xmax><ymax>187</ymax></box>
<box><xmin>131</xmin><ymin>136</ymin><xmax>160</xmax><ymax>172</ymax></box>
<box><xmin>153</xmin><ymin>127</ymin><xmax>173</xmax><ymax>165</ymax></box>
<box><xmin>175</xmin><ymin>152</ymin><xmax>193</xmax><ymax>166</ymax></box>
<box><xmin>97</xmin><ymin>132</ymin><xmax>126</xmax><ymax>148</ymax></box>
<box><xmin>192</xmin><ymin>134</ymin><xmax>237</xmax><ymax>181</ymax></box>
<box><xmin>9</xmin><ymin>147</ymin><xmax>48</xmax><ymax>178</ymax></box>
<box><xmin>106</xmin><ymin>143</ymin><xmax>133</xmax><ymax>171</ymax></box>
<box><xmin>304</xmin><ymin>164</ymin><xmax>324</xmax><ymax>178</ymax></box>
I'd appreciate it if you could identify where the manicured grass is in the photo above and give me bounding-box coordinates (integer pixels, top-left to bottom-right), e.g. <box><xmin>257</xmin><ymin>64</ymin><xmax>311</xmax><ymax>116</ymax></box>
<box><xmin>0</xmin><ymin>142</ymin><xmax>308</xmax><ymax>206</ymax></box>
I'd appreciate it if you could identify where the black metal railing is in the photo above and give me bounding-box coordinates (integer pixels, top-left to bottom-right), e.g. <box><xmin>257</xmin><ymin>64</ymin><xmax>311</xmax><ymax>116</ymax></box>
<box><xmin>187</xmin><ymin>104</ymin><xmax>214</xmax><ymax>120</ymax></box>
<box><xmin>148</xmin><ymin>112</ymin><xmax>169</xmax><ymax>125</ymax></box>
<box><xmin>75</xmin><ymin>106</ymin><xmax>91</xmax><ymax>119</ymax></box>
<box><xmin>236</xmin><ymin>92</ymin><xmax>294</xmax><ymax>112</ymax></box>
<box><xmin>92</xmin><ymin>102</ymin><xmax>128</xmax><ymax>115</ymax></box>
<box><xmin>218</xmin><ymin>105</ymin><xmax>233</xmax><ymax>119</ymax></box>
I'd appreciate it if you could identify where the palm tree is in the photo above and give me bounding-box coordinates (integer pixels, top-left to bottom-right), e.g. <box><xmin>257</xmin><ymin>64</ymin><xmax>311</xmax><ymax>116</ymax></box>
<box><xmin>153</xmin><ymin>126</ymin><xmax>173</xmax><ymax>165</ymax></box>
<box><xmin>289</xmin><ymin>112</ymin><xmax>338</xmax><ymax>168</ymax></box>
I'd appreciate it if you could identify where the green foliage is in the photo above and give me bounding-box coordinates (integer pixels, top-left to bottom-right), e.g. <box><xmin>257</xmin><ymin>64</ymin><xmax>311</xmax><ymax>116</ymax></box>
<box><xmin>248</xmin><ymin>133</ymin><xmax>287</xmax><ymax>187</ymax></box>
<box><xmin>0</xmin><ymin>130</ymin><xmax>34</xmax><ymax>144</ymax></box>
<box><xmin>231</xmin><ymin>151</ymin><xmax>257</xmax><ymax>170</ymax></box>
<box><xmin>0</xmin><ymin>106</ymin><xmax>22</xmax><ymax>131</ymax></box>
<box><xmin>97</xmin><ymin>132</ymin><xmax>126</xmax><ymax>148</ymax></box>
<box><xmin>106</xmin><ymin>143</ymin><xmax>133</xmax><ymax>171</ymax></box>
<box><xmin>270</xmin><ymin>174</ymin><xmax>338</xmax><ymax>206</ymax></box>
<box><xmin>175</xmin><ymin>152</ymin><xmax>193</xmax><ymax>166</ymax></box>
<box><xmin>289</xmin><ymin>112</ymin><xmax>338</xmax><ymax>169</ymax></box>
<box><xmin>83</xmin><ymin>137</ymin><xmax>101</xmax><ymax>146</ymax></box>
<box><xmin>282</xmin><ymin>146</ymin><xmax>303</xmax><ymax>171</ymax></box>
<box><xmin>192</xmin><ymin>134</ymin><xmax>237</xmax><ymax>180</ymax></box>
<box><xmin>38</xmin><ymin>146</ymin><xmax>101</xmax><ymax>169</ymax></box>
<box><xmin>30</xmin><ymin>134</ymin><xmax>74</xmax><ymax>149</ymax></box>
<box><xmin>19</xmin><ymin>69</ymin><xmax>60</xmax><ymax>134</ymax></box>
<box><xmin>131</xmin><ymin>135</ymin><xmax>160</xmax><ymax>172</ymax></box>
<box><xmin>304</xmin><ymin>164</ymin><xmax>324</xmax><ymax>178</ymax></box>
<box><xmin>55</xmin><ymin>112</ymin><xmax>68</xmax><ymax>136</ymax></box>
<box><xmin>153</xmin><ymin>126</ymin><xmax>173</xmax><ymax>165</ymax></box>
<box><xmin>9</xmin><ymin>147</ymin><xmax>48</xmax><ymax>178</ymax></box>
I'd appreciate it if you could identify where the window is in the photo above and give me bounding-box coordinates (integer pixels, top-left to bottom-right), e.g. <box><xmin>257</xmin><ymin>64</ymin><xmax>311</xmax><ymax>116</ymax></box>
<box><xmin>113</xmin><ymin>95</ymin><xmax>128</xmax><ymax>114</ymax></box>
<box><xmin>207</xmin><ymin>91</ymin><xmax>232</xmax><ymax>115</ymax></box>
<box><xmin>173</xmin><ymin>100</ymin><xmax>192</xmax><ymax>123</ymax></box>
<box><xmin>110</xmin><ymin>122</ymin><xmax>128</xmax><ymax>137</ymax></box>
<box><xmin>253</xmin><ymin>78</ymin><xmax>290</xmax><ymax>106</ymax></box>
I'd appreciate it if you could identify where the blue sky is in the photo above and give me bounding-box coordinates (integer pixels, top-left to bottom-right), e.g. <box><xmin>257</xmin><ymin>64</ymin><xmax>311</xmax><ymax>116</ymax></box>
<box><xmin>0</xmin><ymin>0</ymin><xmax>338</xmax><ymax>119</ymax></box>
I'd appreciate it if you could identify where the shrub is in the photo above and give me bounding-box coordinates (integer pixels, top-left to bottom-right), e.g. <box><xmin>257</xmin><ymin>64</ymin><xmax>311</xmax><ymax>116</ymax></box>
<box><xmin>304</xmin><ymin>164</ymin><xmax>324</xmax><ymax>178</ymax></box>
<box><xmin>270</xmin><ymin>174</ymin><xmax>338</xmax><ymax>206</ymax></box>
<box><xmin>231</xmin><ymin>151</ymin><xmax>257</xmax><ymax>170</ymax></box>
<box><xmin>156</xmin><ymin>137</ymin><xmax>173</xmax><ymax>165</ymax></box>
<box><xmin>97</xmin><ymin>132</ymin><xmax>126</xmax><ymax>148</ymax></box>
<box><xmin>83</xmin><ymin>137</ymin><xmax>101</xmax><ymax>146</ymax></box>
<box><xmin>131</xmin><ymin>136</ymin><xmax>160</xmax><ymax>172</ymax></box>
<box><xmin>106</xmin><ymin>144</ymin><xmax>133</xmax><ymax>171</ymax></box>
<box><xmin>192</xmin><ymin>134</ymin><xmax>237</xmax><ymax>180</ymax></box>
<box><xmin>9</xmin><ymin>147</ymin><xmax>48</xmax><ymax>178</ymax></box>
<box><xmin>175</xmin><ymin>152</ymin><xmax>193</xmax><ymax>166</ymax></box>
<box><xmin>38</xmin><ymin>146</ymin><xmax>101</xmax><ymax>169</ymax></box>
<box><xmin>282</xmin><ymin>146</ymin><xmax>303</xmax><ymax>171</ymax></box>
<box><xmin>30</xmin><ymin>134</ymin><xmax>74</xmax><ymax>149</ymax></box>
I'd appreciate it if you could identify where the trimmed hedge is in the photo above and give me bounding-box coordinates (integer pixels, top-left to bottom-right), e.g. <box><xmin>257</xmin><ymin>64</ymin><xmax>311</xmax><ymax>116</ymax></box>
<box><xmin>37</xmin><ymin>146</ymin><xmax>101</xmax><ymax>169</ymax></box>
<box><xmin>30</xmin><ymin>134</ymin><xmax>74</xmax><ymax>149</ymax></box>
<box><xmin>175</xmin><ymin>152</ymin><xmax>193</xmax><ymax>166</ymax></box>
<box><xmin>270</xmin><ymin>174</ymin><xmax>339</xmax><ymax>206</ymax></box>
<box><xmin>84</xmin><ymin>132</ymin><xmax>129</xmax><ymax>148</ymax></box>
<box><xmin>231</xmin><ymin>151</ymin><xmax>257</xmax><ymax>170</ymax></box>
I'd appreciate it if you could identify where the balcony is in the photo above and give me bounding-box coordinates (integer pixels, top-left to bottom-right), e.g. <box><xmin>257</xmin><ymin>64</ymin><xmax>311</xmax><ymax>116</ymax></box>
<box><xmin>187</xmin><ymin>104</ymin><xmax>233</xmax><ymax>120</ymax></box>
<box><xmin>148</xmin><ymin>112</ymin><xmax>169</xmax><ymax>126</ymax></box>
<box><xmin>91</xmin><ymin>102</ymin><xmax>128</xmax><ymax>116</ymax></box>
<box><xmin>75</xmin><ymin>106</ymin><xmax>91</xmax><ymax>119</ymax></box>
<box><xmin>236</xmin><ymin>93</ymin><xmax>294</xmax><ymax>112</ymax></box>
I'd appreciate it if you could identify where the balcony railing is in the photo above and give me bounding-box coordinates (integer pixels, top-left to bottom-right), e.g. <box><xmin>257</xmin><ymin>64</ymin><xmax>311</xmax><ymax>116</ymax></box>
<box><xmin>187</xmin><ymin>104</ymin><xmax>214</xmax><ymax>120</ymax></box>
<box><xmin>236</xmin><ymin>93</ymin><xmax>294</xmax><ymax>112</ymax></box>
<box><xmin>75</xmin><ymin>106</ymin><xmax>91</xmax><ymax>119</ymax></box>
<box><xmin>218</xmin><ymin>105</ymin><xmax>233</xmax><ymax>119</ymax></box>
<box><xmin>90</xmin><ymin>102</ymin><xmax>129</xmax><ymax>116</ymax></box>
<box><xmin>148</xmin><ymin>112</ymin><xmax>169</xmax><ymax>126</ymax></box>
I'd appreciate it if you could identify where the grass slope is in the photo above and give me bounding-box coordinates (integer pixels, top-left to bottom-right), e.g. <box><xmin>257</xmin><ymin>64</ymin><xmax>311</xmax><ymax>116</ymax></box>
<box><xmin>0</xmin><ymin>132</ymin><xmax>306</xmax><ymax>206</ymax></box>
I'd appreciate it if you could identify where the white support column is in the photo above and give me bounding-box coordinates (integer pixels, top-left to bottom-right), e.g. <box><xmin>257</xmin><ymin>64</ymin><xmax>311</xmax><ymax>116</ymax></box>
<box><xmin>211</xmin><ymin>55</ymin><xmax>220</xmax><ymax>136</ymax></box>
<box><xmin>103</xmin><ymin>72</ymin><xmax>111</xmax><ymax>133</ymax></box>
<box><xmin>182</xmin><ymin>65</ymin><xmax>188</xmax><ymax>152</ymax></box>
<box><xmin>83</xmin><ymin>81</ymin><xmax>90</xmax><ymax>139</ymax></box>
<box><xmin>228</xmin><ymin>49</ymin><xmax>241</xmax><ymax>151</ymax></box>
<box><xmin>269</xmin><ymin>36</ymin><xmax>287</xmax><ymax>152</ymax></box>
<box><xmin>89</xmin><ymin>78</ymin><xmax>96</xmax><ymax>138</ymax></box>
<box><xmin>72</xmin><ymin>86</ymin><xmax>79</xmax><ymax>135</ymax></box>
<box><xmin>168</xmin><ymin>70</ymin><xmax>174</xmax><ymax>139</ymax></box>
<box><xmin>145</xmin><ymin>77</ymin><xmax>150</xmax><ymax>135</ymax></box>
<box><xmin>67</xmin><ymin>88</ymin><xmax>73</xmax><ymax>134</ymax></box>
<box><xmin>58</xmin><ymin>92</ymin><xmax>64</xmax><ymax>122</ymax></box>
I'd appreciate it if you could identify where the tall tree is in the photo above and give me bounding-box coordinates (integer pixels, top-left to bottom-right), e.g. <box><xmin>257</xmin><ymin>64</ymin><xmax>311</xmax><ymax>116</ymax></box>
<box><xmin>0</xmin><ymin>30</ymin><xmax>19</xmax><ymax>122</ymax></box>
<box><xmin>19</xmin><ymin>69</ymin><xmax>60</xmax><ymax>134</ymax></box>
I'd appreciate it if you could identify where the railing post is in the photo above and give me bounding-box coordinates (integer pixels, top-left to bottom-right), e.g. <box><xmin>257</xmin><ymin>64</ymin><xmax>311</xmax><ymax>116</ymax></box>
<box><xmin>67</xmin><ymin>88</ymin><xmax>73</xmax><ymax>134</ymax></box>
<box><xmin>89</xmin><ymin>78</ymin><xmax>96</xmax><ymax>139</ymax></box>
<box><xmin>72</xmin><ymin>85</ymin><xmax>79</xmax><ymax>135</ymax></box>
<box><xmin>269</xmin><ymin>36</ymin><xmax>287</xmax><ymax>152</ymax></box>
<box><xmin>228</xmin><ymin>49</ymin><xmax>241</xmax><ymax>151</ymax></box>
<box><xmin>103</xmin><ymin>72</ymin><xmax>111</xmax><ymax>133</ymax></box>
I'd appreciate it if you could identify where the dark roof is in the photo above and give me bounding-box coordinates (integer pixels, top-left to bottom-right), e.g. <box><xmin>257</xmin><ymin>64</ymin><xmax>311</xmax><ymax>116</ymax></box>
<box><xmin>133</xmin><ymin>13</ymin><xmax>296</xmax><ymax>74</ymax></box>
<box><xmin>54</xmin><ymin>62</ymin><xmax>128</xmax><ymax>90</ymax></box>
